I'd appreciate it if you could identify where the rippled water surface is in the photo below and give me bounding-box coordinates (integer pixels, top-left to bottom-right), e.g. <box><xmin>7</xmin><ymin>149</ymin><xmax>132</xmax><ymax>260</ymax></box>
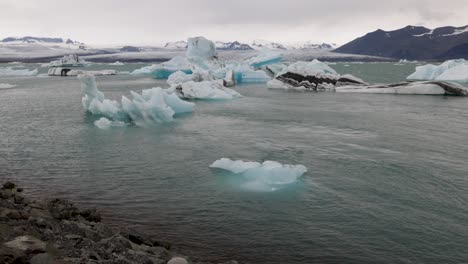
<box><xmin>1</xmin><ymin>62</ymin><xmax>467</xmax><ymax>264</ymax></box>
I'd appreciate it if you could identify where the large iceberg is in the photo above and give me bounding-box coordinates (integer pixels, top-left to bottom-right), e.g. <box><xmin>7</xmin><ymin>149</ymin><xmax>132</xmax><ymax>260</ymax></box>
<box><xmin>210</xmin><ymin>158</ymin><xmax>307</xmax><ymax>192</ymax></box>
<box><xmin>187</xmin><ymin>36</ymin><xmax>217</xmax><ymax>59</ymax></box>
<box><xmin>175</xmin><ymin>81</ymin><xmax>242</xmax><ymax>100</ymax></box>
<box><xmin>0</xmin><ymin>67</ymin><xmax>38</xmax><ymax>76</ymax></box>
<box><xmin>78</xmin><ymin>74</ymin><xmax>195</xmax><ymax>127</ymax></box>
<box><xmin>407</xmin><ymin>59</ymin><xmax>468</xmax><ymax>82</ymax></box>
<box><xmin>267</xmin><ymin>59</ymin><xmax>366</xmax><ymax>90</ymax></box>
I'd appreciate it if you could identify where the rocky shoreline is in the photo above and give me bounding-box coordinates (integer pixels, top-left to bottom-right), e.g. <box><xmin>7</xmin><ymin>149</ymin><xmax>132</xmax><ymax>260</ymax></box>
<box><xmin>0</xmin><ymin>181</ymin><xmax>237</xmax><ymax>264</ymax></box>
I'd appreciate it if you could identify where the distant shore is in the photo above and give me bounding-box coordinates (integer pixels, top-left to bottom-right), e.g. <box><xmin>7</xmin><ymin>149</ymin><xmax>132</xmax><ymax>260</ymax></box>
<box><xmin>0</xmin><ymin>181</ymin><xmax>237</xmax><ymax>264</ymax></box>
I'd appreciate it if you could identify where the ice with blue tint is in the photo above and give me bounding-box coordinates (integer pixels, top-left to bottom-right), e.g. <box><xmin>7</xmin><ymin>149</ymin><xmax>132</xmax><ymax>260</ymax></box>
<box><xmin>78</xmin><ymin>74</ymin><xmax>194</xmax><ymax>127</ymax></box>
<box><xmin>407</xmin><ymin>59</ymin><xmax>468</xmax><ymax>82</ymax></box>
<box><xmin>210</xmin><ymin>158</ymin><xmax>307</xmax><ymax>192</ymax></box>
<box><xmin>246</xmin><ymin>50</ymin><xmax>283</xmax><ymax>68</ymax></box>
<box><xmin>131</xmin><ymin>56</ymin><xmax>193</xmax><ymax>79</ymax></box>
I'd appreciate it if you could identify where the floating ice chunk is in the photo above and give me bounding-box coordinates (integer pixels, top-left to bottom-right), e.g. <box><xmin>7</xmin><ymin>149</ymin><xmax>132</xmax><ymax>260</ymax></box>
<box><xmin>167</xmin><ymin>71</ymin><xmax>199</xmax><ymax>86</ymax></box>
<box><xmin>335</xmin><ymin>81</ymin><xmax>468</xmax><ymax>95</ymax></box>
<box><xmin>187</xmin><ymin>36</ymin><xmax>216</xmax><ymax>59</ymax></box>
<box><xmin>280</xmin><ymin>60</ymin><xmax>338</xmax><ymax>76</ymax></box>
<box><xmin>109</xmin><ymin>61</ymin><xmax>124</xmax><ymax>66</ymax></box>
<box><xmin>210</xmin><ymin>158</ymin><xmax>261</xmax><ymax>174</ymax></box>
<box><xmin>210</xmin><ymin>158</ymin><xmax>307</xmax><ymax>192</ymax></box>
<box><xmin>78</xmin><ymin>74</ymin><xmax>194</xmax><ymax>127</ymax></box>
<box><xmin>49</xmin><ymin>68</ymin><xmax>116</xmax><ymax>76</ymax></box>
<box><xmin>0</xmin><ymin>67</ymin><xmax>38</xmax><ymax>76</ymax></box>
<box><xmin>79</xmin><ymin>74</ymin><xmax>124</xmax><ymax>120</ymax></box>
<box><xmin>0</xmin><ymin>83</ymin><xmax>17</xmax><ymax>89</ymax></box>
<box><xmin>407</xmin><ymin>59</ymin><xmax>468</xmax><ymax>82</ymax></box>
<box><xmin>230</xmin><ymin>64</ymin><xmax>271</xmax><ymax>84</ymax></box>
<box><xmin>176</xmin><ymin>81</ymin><xmax>242</xmax><ymax>100</ymax></box>
<box><xmin>131</xmin><ymin>56</ymin><xmax>192</xmax><ymax>79</ymax></box>
<box><xmin>94</xmin><ymin>117</ymin><xmax>126</xmax><ymax>129</ymax></box>
<box><xmin>246</xmin><ymin>50</ymin><xmax>283</xmax><ymax>68</ymax></box>
<box><xmin>44</xmin><ymin>54</ymin><xmax>87</xmax><ymax>67</ymax></box>
<box><xmin>266</xmin><ymin>64</ymin><xmax>287</xmax><ymax>76</ymax></box>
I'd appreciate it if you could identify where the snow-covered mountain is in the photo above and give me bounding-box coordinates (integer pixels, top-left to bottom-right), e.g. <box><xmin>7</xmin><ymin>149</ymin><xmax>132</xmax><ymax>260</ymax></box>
<box><xmin>1</xmin><ymin>36</ymin><xmax>86</xmax><ymax>49</ymax></box>
<box><xmin>215</xmin><ymin>41</ymin><xmax>253</xmax><ymax>50</ymax></box>
<box><xmin>286</xmin><ymin>41</ymin><xmax>337</xmax><ymax>50</ymax></box>
<box><xmin>251</xmin><ymin>40</ymin><xmax>286</xmax><ymax>50</ymax></box>
<box><xmin>164</xmin><ymin>41</ymin><xmax>188</xmax><ymax>49</ymax></box>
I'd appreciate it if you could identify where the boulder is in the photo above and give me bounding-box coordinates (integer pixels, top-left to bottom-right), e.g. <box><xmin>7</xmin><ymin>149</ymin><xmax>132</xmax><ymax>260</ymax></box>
<box><xmin>3</xmin><ymin>236</ymin><xmax>46</xmax><ymax>254</ymax></box>
<box><xmin>167</xmin><ymin>257</ymin><xmax>188</xmax><ymax>264</ymax></box>
<box><xmin>3</xmin><ymin>182</ymin><xmax>16</xmax><ymax>190</ymax></box>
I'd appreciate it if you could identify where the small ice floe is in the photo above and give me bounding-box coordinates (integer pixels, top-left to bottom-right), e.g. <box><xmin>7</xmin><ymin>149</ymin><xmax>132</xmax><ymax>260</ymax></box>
<box><xmin>0</xmin><ymin>83</ymin><xmax>17</xmax><ymax>89</ymax></box>
<box><xmin>210</xmin><ymin>158</ymin><xmax>307</xmax><ymax>192</ymax></box>
<box><xmin>94</xmin><ymin>117</ymin><xmax>127</xmax><ymax>129</ymax></box>
<box><xmin>0</xmin><ymin>67</ymin><xmax>38</xmax><ymax>76</ymax></box>
<box><xmin>109</xmin><ymin>61</ymin><xmax>124</xmax><ymax>66</ymax></box>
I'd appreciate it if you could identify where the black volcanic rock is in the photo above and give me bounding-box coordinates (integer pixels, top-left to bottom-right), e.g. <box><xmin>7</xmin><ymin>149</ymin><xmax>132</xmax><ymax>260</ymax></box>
<box><xmin>335</xmin><ymin>25</ymin><xmax>468</xmax><ymax>60</ymax></box>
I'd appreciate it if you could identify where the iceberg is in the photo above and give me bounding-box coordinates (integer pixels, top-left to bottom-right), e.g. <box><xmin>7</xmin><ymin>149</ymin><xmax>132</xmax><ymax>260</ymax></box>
<box><xmin>267</xmin><ymin>59</ymin><xmax>366</xmax><ymax>90</ymax></box>
<box><xmin>0</xmin><ymin>83</ymin><xmax>17</xmax><ymax>89</ymax></box>
<box><xmin>210</xmin><ymin>158</ymin><xmax>307</xmax><ymax>192</ymax></box>
<box><xmin>230</xmin><ymin>64</ymin><xmax>271</xmax><ymax>84</ymax></box>
<box><xmin>94</xmin><ymin>117</ymin><xmax>127</xmax><ymax>129</ymax></box>
<box><xmin>187</xmin><ymin>36</ymin><xmax>217</xmax><ymax>59</ymax></box>
<box><xmin>167</xmin><ymin>70</ymin><xmax>202</xmax><ymax>86</ymax></box>
<box><xmin>109</xmin><ymin>61</ymin><xmax>124</xmax><ymax>66</ymax></box>
<box><xmin>44</xmin><ymin>54</ymin><xmax>87</xmax><ymax>67</ymax></box>
<box><xmin>49</xmin><ymin>68</ymin><xmax>116</xmax><ymax>76</ymax></box>
<box><xmin>78</xmin><ymin>74</ymin><xmax>195</xmax><ymax>127</ymax></box>
<box><xmin>335</xmin><ymin>81</ymin><xmax>468</xmax><ymax>96</ymax></box>
<box><xmin>131</xmin><ymin>56</ymin><xmax>192</xmax><ymax>79</ymax></box>
<box><xmin>407</xmin><ymin>59</ymin><xmax>468</xmax><ymax>82</ymax></box>
<box><xmin>175</xmin><ymin>81</ymin><xmax>242</xmax><ymax>100</ymax></box>
<box><xmin>246</xmin><ymin>50</ymin><xmax>283</xmax><ymax>68</ymax></box>
<box><xmin>0</xmin><ymin>67</ymin><xmax>38</xmax><ymax>76</ymax></box>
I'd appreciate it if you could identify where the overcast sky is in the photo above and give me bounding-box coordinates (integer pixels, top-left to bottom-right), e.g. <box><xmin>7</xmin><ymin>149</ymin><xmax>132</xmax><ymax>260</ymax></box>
<box><xmin>1</xmin><ymin>0</ymin><xmax>467</xmax><ymax>46</ymax></box>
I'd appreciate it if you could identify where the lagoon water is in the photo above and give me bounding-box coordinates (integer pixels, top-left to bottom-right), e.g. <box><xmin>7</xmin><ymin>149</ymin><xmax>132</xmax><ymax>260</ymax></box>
<box><xmin>1</xmin><ymin>62</ymin><xmax>467</xmax><ymax>263</ymax></box>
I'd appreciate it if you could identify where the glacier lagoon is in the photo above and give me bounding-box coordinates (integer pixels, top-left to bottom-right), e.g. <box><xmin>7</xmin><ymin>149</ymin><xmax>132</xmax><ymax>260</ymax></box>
<box><xmin>1</xmin><ymin>62</ymin><xmax>468</xmax><ymax>263</ymax></box>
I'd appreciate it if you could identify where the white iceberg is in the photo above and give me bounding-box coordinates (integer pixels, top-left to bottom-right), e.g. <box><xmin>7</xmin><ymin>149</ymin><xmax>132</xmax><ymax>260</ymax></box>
<box><xmin>167</xmin><ymin>70</ymin><xmax>201</xmax><ymax>86</ymax></box>
<box><xmin>0</xmin><ymin>67</ymin><xmax>38</xmax><ymax>76</ymax></box>
<box><xmin>187</xmin><ymin>36</ymin><xmax>216</xmax><ymax>59</ymax></box>
<box><xmin>49</xmin><ymin>68</ymin><xmax>116</xmax><ymax>76</ymax></box>
<box><xmin>210</xmin><ymin>158</ymin><xmax>307</xmax><ymax>191</ymax></box>
<box><xmin>280</xmin><ymin>60</ymin><xmax>338</xmax><ymax>76</ymax></box>
<box><xmin>175</xmin><ymin>81</ymin><xmax>242</xmax><ymax>100</ymax></box>
<box><xmin>78</xmin><ymin>74</ymin><xmax>195</xmax><ymax>127</ymax></box>
<box><xmin>94</xmin><ymin>117</ymin><xmax>127</xmax><ymax>129</ymax></box>
<box><xmin>44</xmin><ymin>54</ymin><xmax>87</xmax><ymax>67</ymax></box>
<box><xmin>0</xmin><ymin>83</ymin><xmax>17</xmax><ymax>89</ymax></box>
<box><xmin>407</xmin><ymin>59</ymin><xmax>468</xmax><ymax>82</ymax></box>
<box><xmin>230</xmin><ymin>64</ymin><xmax>271</xmax><ymax>84</ymax></box>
